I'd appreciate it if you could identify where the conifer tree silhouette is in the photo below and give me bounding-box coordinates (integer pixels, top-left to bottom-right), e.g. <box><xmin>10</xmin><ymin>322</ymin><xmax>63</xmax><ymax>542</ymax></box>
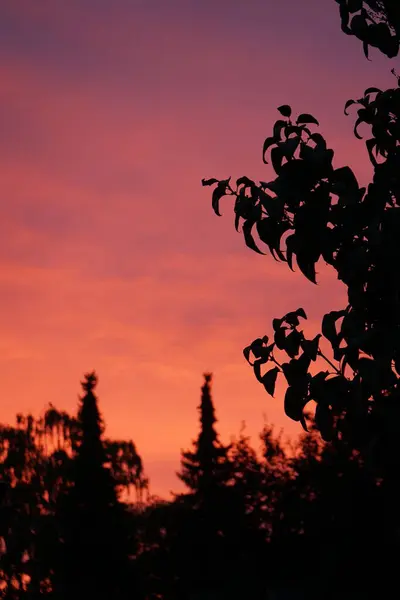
<box><xmin>177</xmin><ymin>373</ymin><xmax>231</xmax><ymax>502</ymax></box>
<box><xmin>176</xmin><ymin>373</ymin><xmax>231</xmax><ymax>596</ymax></box>
<box><xmin>54</xmin><ymin>371</ymin><xmax>135</xmax><ymax>600</ymax></box>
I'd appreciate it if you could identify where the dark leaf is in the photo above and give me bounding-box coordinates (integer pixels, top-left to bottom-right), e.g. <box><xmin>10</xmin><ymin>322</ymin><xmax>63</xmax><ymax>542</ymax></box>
<box><xmin>253</xmin><ymin>360</ymin><xmax>264</xmax><ymax>383</ymax></box>
<box><xmin>234</xmin><ymin>210</ymin><xmax>241</xmax><ymax>232</ymax></box>
<box><xmin>364</xmin><ymin>87</ymin><xmax>382</xmax><ymax>96</ymax></box>
<box><xmin>344</xmin><ymin>99</ymin><xmax>356</xmax><ymax>115</ymax></box>
<box><xmin>249</xmin><ymin>338</ymin><xmax>264</xmax><ymax>358</ymax></box>
<box><xmin>332</xmin><ymin>166</ymin><xmax>359</xmax><ymax>193</ymax></box>
<box><xmin>236</xmin><ymin>176</ymin><xmax>255</xmax><ymax>188</ymax></box>
<box><xmin>301</xmin><ymin>334</ymin><xmax>321</xmax><ymax>361</ymax></box>
<box><xmin>354</xmin><ymin>116</ymin><xmax>364</xmax><ymax>139</ymax></box>
<box><xmin>285</xmin><ymin>234</ymin><xmax>297</xmax><ymax>271</ymax></box>
<box><xmin>363</xmin><ymin>40</ymin><xmax>370</xmax><ymax>60</ymax></box>
<box><xmin>280</xmin><ymin>137</ymin><xmax>300</xmax><ymax>160</ymax></box>
<box><xmin>285</xmin><ymin>329</ymin><xmax>303</xmax><ymax>358</ymax></box>
<box><xmin>261</xmin><ymin>367</ymin><xmax>280</xmax><ymax>396</ymax></box>
<box><xmin>310</xmin><ymin>132</ymin><xmax>327</xmax><ymax>150</ymax></box>
<box><xmin>242</xmin><ymin>220</ymin><xmax>265</xmax><ymax>255</ymax></box>
<box><xmin>296</xmin><ymin>113</ymin><xmax>319</xmax><ymax>126</ymax></box>
<box><xmin>296</xmin><ymin>250</ymin><xmax>317</xmax><ymax>284</ymax></box>
<box><xmin>284</xmin><ymin>385</ymin><xmax>306</xmax><ymax>422</ymax></box>
<box><xmin>366</xmin><ymin>138</ymin><xmax>377</xmax><ymax>166</ymax></box>
<box><xmin>212</xmin><ymin>179</ymin><xmax>230</xmax><ymax>216</ymax></box>
<box><xmin>277</xmin><ymin>105</ymin><xmax>292</xmax><ymax>118</ymax></box>
<box><xmin>296</xmin><ymin>308</ymin><xmax>307</xmax><ymax>320</ymax></box>
<box><xmin>299</xmin><ymin>412</ymin><xmax>309</xmax><ymax>432</ymax></box>
<box><xmin>322</xmin><ymin>310</ymin><xmax>346</xmax><ymax>347</ymax></box>
<box><xmin>274</xmin><ymin>327</ymin><xmax>287</xmax><ymax>350</ymax></box>
<box><xmin>262</xmin><ymin>137</ymin><xmax>276</xmax><ymax>164</ymax></box>
<box><xmin>243</xmin><ymin>346</ymin><xmax>253</xmax><ymax>365</ymax></box>
<box><xmin>202</xmin><ymin>178</ymin><xmax>219</xmax><ymax>186</ymax></box>
<box><xmin>271</xmin><ymin>146</ymin><xmax>284</xmax><ymax>173</ymax></box>
<box><xmin>273</xmin><ymin>120</ymin><xmax>287</xmax><ymax>141</ymax></box>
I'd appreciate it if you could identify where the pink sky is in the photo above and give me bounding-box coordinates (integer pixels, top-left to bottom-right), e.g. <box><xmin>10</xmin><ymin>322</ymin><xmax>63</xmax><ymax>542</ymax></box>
<box><xmin>0</xmin><ymin>1</ymin><xmax>397</xmax><ymax>497</ymax></box>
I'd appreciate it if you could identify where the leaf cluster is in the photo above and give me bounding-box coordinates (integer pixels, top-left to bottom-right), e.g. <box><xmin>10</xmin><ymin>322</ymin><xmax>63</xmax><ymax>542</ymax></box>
<box><xmin>204</xmin><ymin>79</ymin><xmax>400</xmax><ymax>443</ymax></box>
<box><xmin>335</xmin><ymin>0</ymin><xmax>400</xmax><ymax>58</ymax></box>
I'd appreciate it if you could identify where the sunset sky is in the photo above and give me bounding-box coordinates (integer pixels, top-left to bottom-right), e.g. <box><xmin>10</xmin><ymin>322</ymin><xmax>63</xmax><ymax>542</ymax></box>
<box><xmin>0</xmin><ymin>1</ymin><xmax>397</xmax><ymax>497</ymax></box>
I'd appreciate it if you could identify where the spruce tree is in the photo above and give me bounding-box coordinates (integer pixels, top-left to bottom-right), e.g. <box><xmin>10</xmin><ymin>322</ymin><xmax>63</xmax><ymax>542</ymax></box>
<box><xmin>176</xmin><ymin>373</ymin><xmax>232</xmax><ymax>596</ymax></box>
<box><xmin>54</xmin><ymin>372</ymin><xmax>135</xmax><ymax>600</ymax></box>
<box><xmin>177</xmin><ymin>373</ymin><xmax>231</xmax><ymax>503</ymax></box>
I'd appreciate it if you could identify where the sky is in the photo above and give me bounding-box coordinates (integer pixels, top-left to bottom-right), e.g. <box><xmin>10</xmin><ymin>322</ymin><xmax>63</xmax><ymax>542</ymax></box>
<box><xmin>0</xmin><ymin>0</ymin><xmax>398</xmax><ymax>498</ymax></box>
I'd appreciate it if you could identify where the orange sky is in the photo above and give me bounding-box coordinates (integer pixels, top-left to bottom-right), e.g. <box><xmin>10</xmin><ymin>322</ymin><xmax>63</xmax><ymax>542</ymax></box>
<box><xmin>0</xmin><ymin>1</ymin><xmax>397</xmax><ymax>497</ymax></box>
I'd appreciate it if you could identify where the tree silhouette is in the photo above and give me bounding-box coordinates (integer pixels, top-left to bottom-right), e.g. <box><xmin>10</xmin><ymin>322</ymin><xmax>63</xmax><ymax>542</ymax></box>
<box><xmin>50</xmin><ymin>371</ymin><xmax>138</xmax><ymax>600</ymax></box>
<box><xmin>175</xmin><ymin>373</ymin><xmax>232</xmax><ymax>597</ymax></box>
<box><xmin>202</xmin><ymin>17</ymin><xmax>400</xmax><ymax>452</ymax></box>
<box><xmin>0</xmin><ymin>375</ymin><xmax>146</xmax><ymax>598</ymax></box>
<box><xmin>177</xmin><ymin>373</ymin><xmax>231</xmax><ymax>500</ymax></box>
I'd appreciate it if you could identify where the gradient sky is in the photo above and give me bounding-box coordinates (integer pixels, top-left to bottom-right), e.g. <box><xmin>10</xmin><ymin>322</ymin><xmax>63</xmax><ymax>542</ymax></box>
<box><xmin>0</xmin><ymin>1</ymin><xmax>397</xmax><ymax>497</ymax></box>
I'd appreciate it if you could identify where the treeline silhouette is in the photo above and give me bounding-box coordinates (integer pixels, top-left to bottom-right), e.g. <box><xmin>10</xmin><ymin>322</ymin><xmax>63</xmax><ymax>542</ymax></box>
<box><xmin>0</xmin><ymin>371</ymin><xmax>396</xmax><ymax>599</ymax></box>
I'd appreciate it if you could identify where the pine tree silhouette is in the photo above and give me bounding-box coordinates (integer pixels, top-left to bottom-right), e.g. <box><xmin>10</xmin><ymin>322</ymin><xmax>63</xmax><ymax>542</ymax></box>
<box><xmin>54</xmin><ymin>371</ymin><xmax>135</xmax><ymax>600</ymax></box>
<box><xmin>178</xmin><ymin>373</ymin><xmax>231</xmax><ymax>502</ymax></box>
<box><xmin>176</xmin><ymin>373</ymin><xmax>232</xmax><ymax>596</ymax></box>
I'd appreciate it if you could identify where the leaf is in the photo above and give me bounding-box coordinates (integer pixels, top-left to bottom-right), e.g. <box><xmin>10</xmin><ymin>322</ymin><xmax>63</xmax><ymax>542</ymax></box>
<box><xmin>363</xmin><ymin>40</ymin><xmax>370</xmax><ymax>61</ymax></box>
<box><xmin>202</xmin><ymin>178</ymin><xmax>218</xmax><ymax>186</ymax></box>
<box><xmin>285</xmin><ymin>329</ymin><xmax>302</xmax><ymax>358</ymax></box>
<box><xmin>296</xmin><ymin>250</ymin><xmax>317</xmax><ymax>284</ymax></box>
<box><xmin>309</xmin><ymin>371</ymin><xmax>330</xmax><ymax>401</ymax></box>
<box><xmin>353</xmin><ymin>116</ymin><xmax>364</xmax><ymax>139</ymax></box>
<box><xmin>212</xmin><ymin>179</ymin><xmax>230</xmax><ymax>216</ymax></box>
<box><xmin>364</xmin><ymin>87</ymin><xmax>382</xmax><ymax>96</ymax></box>
<box><xmin>271</xmin><ymin>146</ymin><xmax>284</xmax><ymax>173</ymax></box>
<box><xmin>253</xmin><ymin>360</ymin><xmax>264</xmax><ymax>383</ymax></box>
<box><xmin>344</xmin><ymin>99</ymin><xmax>356</xmax><ymax>115</ymax></box>
<box><xmin>262</xmin><ymin>137</ymin><xmax>276</xmax><ymax>164</ymax></box>
<box><xmin>332</xmin><ymin>166</ymin><xmax>359</xmax><ymax>193</ymax></box>
<box><xmin>234</xmin><ymin>210</ymin><xmax>241</xmax><ymax>232</ymax></box>
<box><xmin>321</xmin><ymin>310</ymin><xmax>346</xmax><ymax>346</ymax></box>
<box><xmin>299</xmin><ymin>413</ymin><xmax>308</xmax><ymax>432</ymax></box>
<box><xmin>236</xmin><ymin>176</ymin><xmax>255</xmax><ymax>188</ymax></box>
<box><xmin>242</xmin><ymin>220</ymin><xmax>265</xmax><ymax>255</ymax></box>
<box><xmin>366</xmin><ymin>138</ymin><xmax>377</xmax><ymax>166</ymax></box>
<box><xmin>296</xmin><ymin>308</ymin><xmax>307</xmax><ymax>320</ymax></box>
<box><xmin>283</xmin><ymin>308</ymin><xmax>307</xmax><ymax>327</ymax></box>
<box><xmin>274</xmin><ymin>327</ymin><xmax>287</xmax><ymax>350</ymax></box>
<box><xmin>309</xmin><ymin>132</ymin><xmax>327</xmax><ymax>150</ymax></box>
<box><xmin>301</xmin><ymin>334</ymin><xmax>321</xmax><ymax>361</ymax></box>
<box><xmin>277</xmin><ymin>105</ymin><xmax>292</xmax><ymax>118</ymax></box>
<box><xmin>273</xmin><ymin>120</ymin><xmax>287</xmax><ymax>141</ymax></box>
<box><xmin>280</xmin><ymin>137</ymin><xmax>300</xmax><ymax>160</ymax></box>
<box><xmin>261</xmin><ymin>367</ymin><xmax>280</xmax><ymax>396</ymax></box>
<box><xmin>285</xmin><ymin>234</ymin><xmax>297</xmax><ymax>271</ymax></box>
<box><xmin>296</xmin><ymin>113</ymin><xmax>319</xmax><ymax>126</ymax></box>
<box><xmin>284</xmin><ymin>386</ymin><xmax>306</xmax><ymax>422</ymax></box>
<box><xmin>243</xmin><ymin>346</ymin><xmax>253</xmax><ymax>365</ymax></box>
<box><xmin>256</xmin><ymin>218</ymin><xmax>290</xmax><ymax>261</ymax></box>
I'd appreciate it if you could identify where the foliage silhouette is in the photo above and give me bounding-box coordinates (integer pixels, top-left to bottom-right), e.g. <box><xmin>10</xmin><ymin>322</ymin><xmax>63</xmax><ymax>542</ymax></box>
<box><xmin>1</xmin><ymin>369</ymin><xmax>393</xmax><ymax>599</ymax></box>
<box><xmin>0</xmin><ymin>372</ymin><xmax>147</xmax><ymax>598</ymax></box>
<box><xmin>203</xmin><ymin>23</ymin><xmax>400</xmax><ymax>450</ymax></box>
<box><xmin>335</xmin><ymin>0</ymin><xmax>400</xmax><ymax>58</ymax></box>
